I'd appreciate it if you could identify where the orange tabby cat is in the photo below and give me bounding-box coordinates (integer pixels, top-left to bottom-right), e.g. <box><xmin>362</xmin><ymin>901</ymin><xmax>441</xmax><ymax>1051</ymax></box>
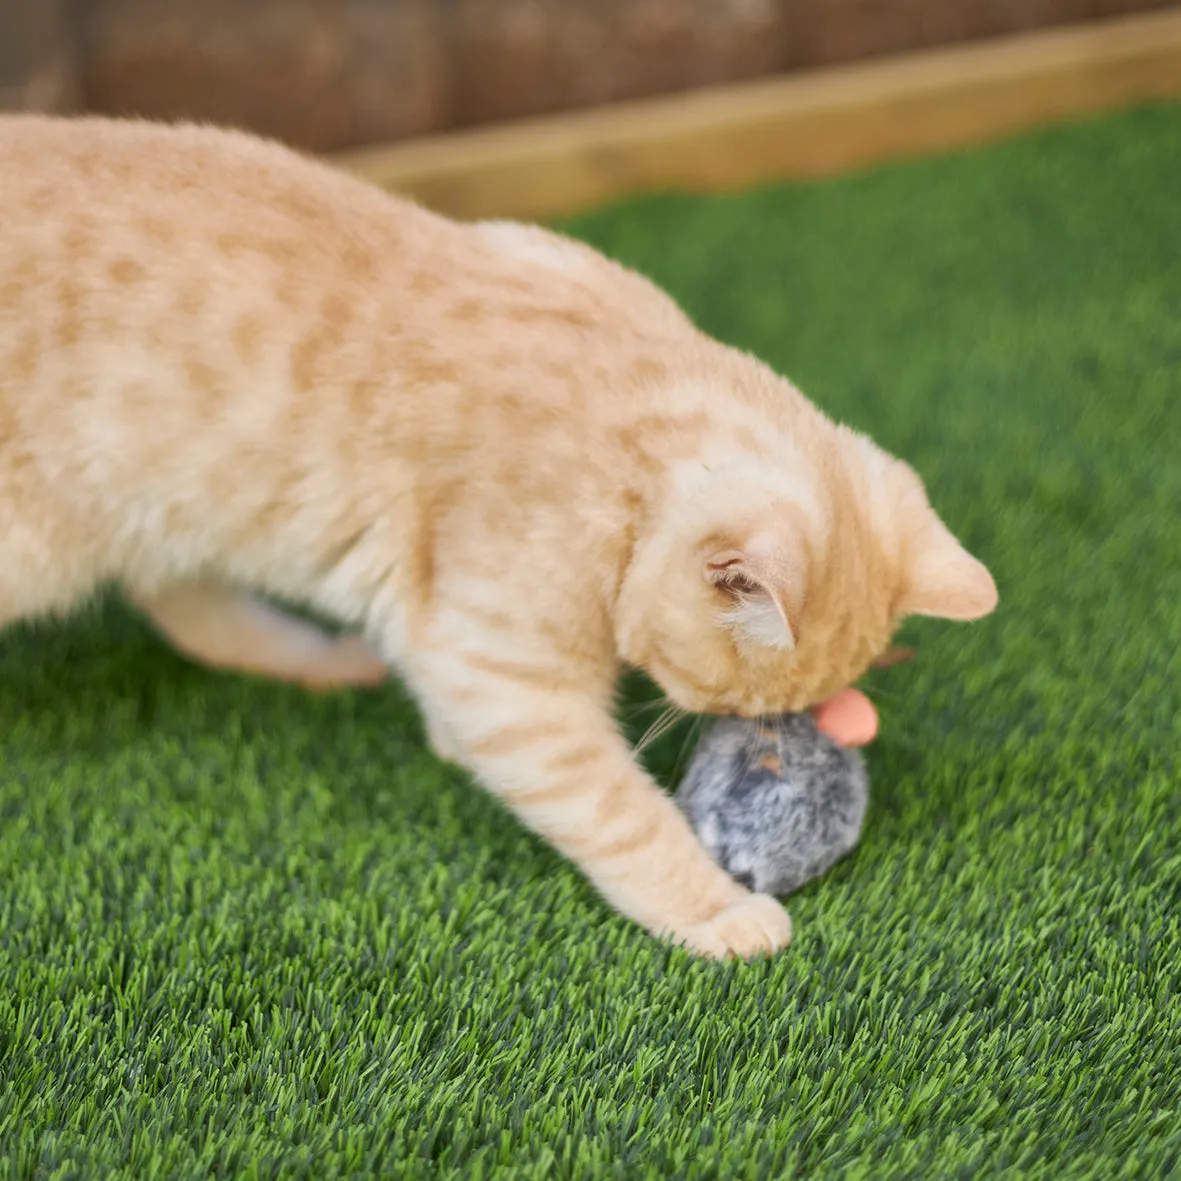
<box><xmin>0</xmin><ymin>114</ymin><xmax>996</xmax><ymax>958</ymax></box>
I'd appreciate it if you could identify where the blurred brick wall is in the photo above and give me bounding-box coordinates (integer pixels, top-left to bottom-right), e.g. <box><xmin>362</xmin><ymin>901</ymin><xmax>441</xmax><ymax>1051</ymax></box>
<box><xmin>0</xmin><ymin>0</ymin><xmax>78</xmax><ymax>111</ymax></box>
<box><xmin>81</xmin><ymin>0</ymin><xmax>450</xmax><ymax>151</ymax></box>
<box><xmin>0</xmin><ymin>0</ymin><xmax>1176</xmax><ymax>150</ymax></box>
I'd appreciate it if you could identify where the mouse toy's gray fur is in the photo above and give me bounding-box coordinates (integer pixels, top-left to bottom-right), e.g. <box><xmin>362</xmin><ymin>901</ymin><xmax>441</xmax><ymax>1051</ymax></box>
<box><xmin>675</xmin><ymin>713</ymin><xmax>868</xmax><ymax>897</ymax></box>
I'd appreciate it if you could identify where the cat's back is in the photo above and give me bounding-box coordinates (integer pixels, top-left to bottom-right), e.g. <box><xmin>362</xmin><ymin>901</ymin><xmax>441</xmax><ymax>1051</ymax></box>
<box><xmin>0</xmin><ymin>113</ymin><xmax>420</xmax><ymax>257</ymax></box>
<box><xmin>0</xmin><ymin>114</ymin><xmax>796</xmax><ymax>515</ymax></box>
<box><xmin>0</xmin><ymin>114</ymin><xmax>459</xmax><ymax>469</ymax></box>
<box><xmin>0</xmin><ymin>113</ymin><xmax>440</xmax><ymax>339</ymax></box>
<box><xmin>0</xmin><ymin>114</ymin><xmax>682</xmax><ymax>403</ymax></box>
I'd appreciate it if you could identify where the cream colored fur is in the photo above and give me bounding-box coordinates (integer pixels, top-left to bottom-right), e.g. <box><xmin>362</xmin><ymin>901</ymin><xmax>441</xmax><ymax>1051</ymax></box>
<box><xmin>0</xmin><ymin>114</ymin><xmax>997</xmax><ymax>958</ymax></box>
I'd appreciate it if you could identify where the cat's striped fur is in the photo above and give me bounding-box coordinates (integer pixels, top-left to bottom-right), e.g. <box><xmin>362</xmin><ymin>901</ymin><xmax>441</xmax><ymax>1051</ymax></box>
<box><xmin>0</xmin><ymin>115</ymin><xmax>996</xmax><ymax>957</ymax></box>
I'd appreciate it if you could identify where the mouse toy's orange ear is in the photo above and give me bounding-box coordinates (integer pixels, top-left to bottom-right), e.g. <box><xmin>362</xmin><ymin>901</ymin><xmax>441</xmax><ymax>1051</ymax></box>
<box><xmin>811</xmin><ymin>688</ymin><xmax>878</xmax><ymax>748</ymax></box>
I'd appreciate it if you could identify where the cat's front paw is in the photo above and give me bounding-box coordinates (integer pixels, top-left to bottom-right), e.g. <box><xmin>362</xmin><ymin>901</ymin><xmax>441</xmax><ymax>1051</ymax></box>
<box><xmin>674</xmin><ymin>893</ymin><xmax>793</xmax><ymax>960</ymax></box>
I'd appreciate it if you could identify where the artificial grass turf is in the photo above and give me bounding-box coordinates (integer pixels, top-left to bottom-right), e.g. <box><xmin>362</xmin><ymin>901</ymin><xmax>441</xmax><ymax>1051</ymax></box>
<box><xmin>3</xmin><ymin>104</ymin><xmax>1181</xmax><ymax>1181</ymax></box>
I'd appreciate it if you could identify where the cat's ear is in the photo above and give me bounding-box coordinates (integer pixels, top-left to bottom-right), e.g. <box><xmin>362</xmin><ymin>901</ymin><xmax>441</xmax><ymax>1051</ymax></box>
<box><xmin>899</xmin><ymin>515</ymin><xmax>997</xmax><ymax>621</ymax></box>
<box><xmin>705</xmin><ymin>538</ymin><xmax>803</xmax><ymax>651</ymax></box>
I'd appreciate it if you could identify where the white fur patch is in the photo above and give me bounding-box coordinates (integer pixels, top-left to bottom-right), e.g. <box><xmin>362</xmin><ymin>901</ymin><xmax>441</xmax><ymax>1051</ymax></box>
<box><xmin>720</xmin><ymin>595</ymin><xmax>796</xmax><ymax>651</ymax></box>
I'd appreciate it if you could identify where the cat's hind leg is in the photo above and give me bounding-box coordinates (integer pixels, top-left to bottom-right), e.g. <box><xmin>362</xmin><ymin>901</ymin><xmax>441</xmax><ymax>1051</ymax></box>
<box><xmin>128</xmin><ymin>580</ymin><xmax>387</xmax><ymax>690</ymax></box>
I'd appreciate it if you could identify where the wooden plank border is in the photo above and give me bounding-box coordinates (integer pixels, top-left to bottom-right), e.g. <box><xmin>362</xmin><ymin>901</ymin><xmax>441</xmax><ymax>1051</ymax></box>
<box><xmin>335</xmin><ymin>8</ymin><xmax>1181</xmax><ymax>222</ymax></box>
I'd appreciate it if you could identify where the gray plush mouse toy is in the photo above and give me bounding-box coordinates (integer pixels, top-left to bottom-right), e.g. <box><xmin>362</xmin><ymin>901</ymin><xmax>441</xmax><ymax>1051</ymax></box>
<box><xmin>675</xmin><ymin>712</ymin><xmax>868</xmax><ymax>897</ymax></box>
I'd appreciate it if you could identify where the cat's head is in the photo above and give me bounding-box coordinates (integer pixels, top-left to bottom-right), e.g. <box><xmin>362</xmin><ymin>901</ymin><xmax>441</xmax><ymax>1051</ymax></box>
<box><xmin>614</xmin><ymin>413</ymin><xmax>997</xmax><ymax>717</ymax></box>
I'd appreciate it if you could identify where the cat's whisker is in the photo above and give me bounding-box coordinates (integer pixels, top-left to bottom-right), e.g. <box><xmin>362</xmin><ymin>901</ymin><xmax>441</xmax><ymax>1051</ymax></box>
<box><xmin>618</xmin><ymin>694</ymin><xmax>682</xmax><ymax>750</ymax></box>
<box><xmin>669</xmin><ymin>713</ymin><xmax>708</xmax><ymax>786</ymax></box>
<box><xmin>647</xmin><ymin>703</ymin><xmax>689</xmax><ymax>751</ymax></box>
<box><xmin>738</xmin><ymin>726</ymin><xmax>770</xmax><ymax>779</ymax></box>
<box><xmin>617</xmin><ymin>697</ymin><xmax>674</xmax><ymax>719</ymax></box>
<box><xmin>634</xmin><ymin>702</ymin><xmax>688</xmax><ymax>755</ymax></box>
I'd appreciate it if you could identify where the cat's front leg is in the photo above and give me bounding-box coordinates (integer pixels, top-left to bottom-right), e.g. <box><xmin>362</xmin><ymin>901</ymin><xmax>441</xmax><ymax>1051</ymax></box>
<box><xmin>412</xmin><ymin>662</ymin><xmax>791</xmax><ymax>959</ymax></box>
